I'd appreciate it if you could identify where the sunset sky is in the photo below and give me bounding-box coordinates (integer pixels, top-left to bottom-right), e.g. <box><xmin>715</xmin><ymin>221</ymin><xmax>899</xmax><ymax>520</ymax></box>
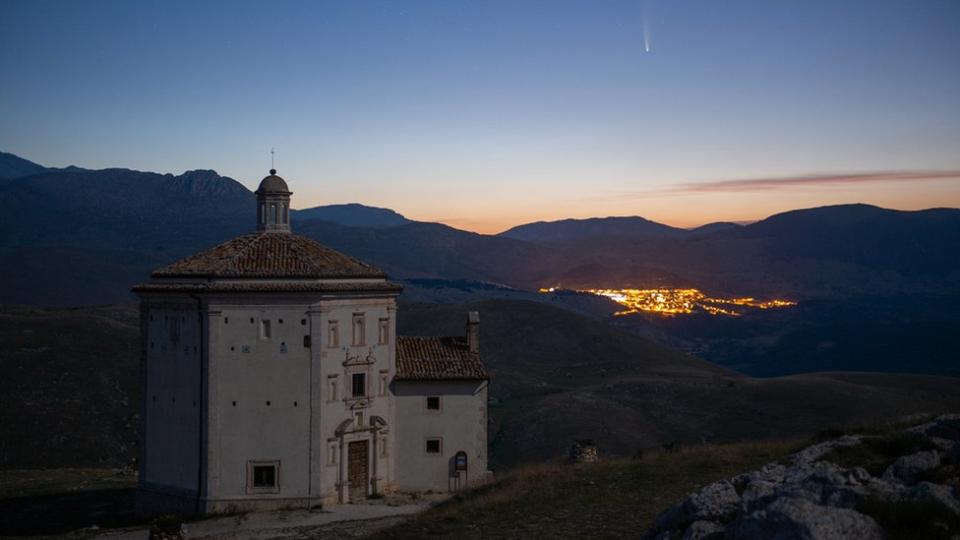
<box><xmin>1</xmin><ymin>0</ymin><xmax>958</xmax><ymax>233</ymax></box>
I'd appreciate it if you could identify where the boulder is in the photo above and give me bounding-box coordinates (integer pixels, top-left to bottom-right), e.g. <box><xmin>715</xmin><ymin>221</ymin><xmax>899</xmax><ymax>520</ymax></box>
<box><xmin>683</xmin><ymin>520</ymin><xmax>725</xmax><ymax>540</ymax></box>
<box><xmin>882</xmin><ymin>450</ymin><xmax>941</xmax><ymax>485</ymax></box>
<box><xmin>792</xmin><ymin>435</ymin><xmax>862</xmax><ymax>465</ymax></box>
<box><xmin>730</xmin><ymin>497</ymin><xmax>884</xmax><ymax>540</ymax></box>
<box><xmin>653</xmin><ymin>480</ymin><xmax>741</xmax><ymax>532</ymax></box>
<box><xmin>909</xmin><ymin>415</ymin><xmax>960</xmax><ymax>450</ymax></box>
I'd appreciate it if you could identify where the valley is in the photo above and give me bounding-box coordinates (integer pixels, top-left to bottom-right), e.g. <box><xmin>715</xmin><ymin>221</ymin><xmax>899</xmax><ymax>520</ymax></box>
<box><xmin>546</xmin><ymin>287</ymin><xmax>796</xmax><ymax>316</ymax></box>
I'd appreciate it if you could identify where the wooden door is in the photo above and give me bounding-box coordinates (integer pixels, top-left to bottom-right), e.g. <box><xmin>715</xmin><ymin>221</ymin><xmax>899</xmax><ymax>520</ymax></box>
<box><xmin>348</xmin><ymin>440</ymin><xmax>369</xmax><ymax>501</ymax></box>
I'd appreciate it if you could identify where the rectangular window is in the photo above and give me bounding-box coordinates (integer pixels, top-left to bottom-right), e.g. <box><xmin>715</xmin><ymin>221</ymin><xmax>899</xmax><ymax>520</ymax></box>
<box><xmin>379</xmin><ymin>372</ymin><xmax>388</xmax><ymax>397</ymax></box>
<box><xmin>352</xmin><ymin>314</ymin><xmax>365</xmax><ymax>346</ymax></box>
<box><xmin>260</xmin><ymin>319</ymin><xmax>271</xmax><ymax>340</ymax></box>
<box><xmin>425</xmin><ymin>438</ymin><xmax>442</xmax><ymax>456</ymax></box>
<box><xmin>327</xmin><ymin>320</ymin><xmax>339</xmax><ymax>348</ymax></box>
<box><xmin>328</xmin><ymin>376</ymin><xmax>338</xmax><ymax>401</ymax></box>
<box><xmin>352</xmin><ymin>373</ymin><xmax>366</xmax><ymax>397</ymax></box>
<box><xmin>260</xmin><ymin>203</ymin><xmax>266</xmax><ymax>224</ymax></box>
<box><xmin>426</xmin><ymin>396</ymin><xmax>441</xmax><ymax>411</ymax></box>
<box><xmin>303</xmin><ymin>335</ymin><xmax>311</xmax><ymax>348</ymax></box>
<box><xmin>270</xmin><ymin>203</ymin><xmax>277</xmax><ymax>224</ymax></box>
<box><xmin>247</xmin><ymin>461</ymin><xmax>280</xmax><ymax>494</ymax></box>
<box><xmin>378</xmin><ymin>318</ymin><xmax>389</xmax><ymax>345</ymax></box>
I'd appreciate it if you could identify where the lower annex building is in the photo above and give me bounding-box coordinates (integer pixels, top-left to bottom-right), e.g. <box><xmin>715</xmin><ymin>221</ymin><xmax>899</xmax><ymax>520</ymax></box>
<box><xmin>133</xmin><ymin>169</ymin><xmax>490</xmax><ymax>513</ymax></box>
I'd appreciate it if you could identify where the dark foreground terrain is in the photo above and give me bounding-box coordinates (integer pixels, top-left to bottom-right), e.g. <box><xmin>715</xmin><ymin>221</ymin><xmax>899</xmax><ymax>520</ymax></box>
<box><xmin>4</xmin><ymin>417</ymin><xmax>957</xmax><ymax>538</ymax></box>
<box><xmin>3</xmin><ymin>301</ymin><xmax>960</xmax><ymax>471</ymax></box>
<box><xmin>373</xmin><ymin>415</ymin><xmax>960</xmax><ymax>539</ymax></box>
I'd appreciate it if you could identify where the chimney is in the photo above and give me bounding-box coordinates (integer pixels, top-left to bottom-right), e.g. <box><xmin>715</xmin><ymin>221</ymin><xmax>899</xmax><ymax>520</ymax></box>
<box><xmin>466</xmin><ymin>311</ymin><xmax>480</xmax><ymax>354</ymax></box>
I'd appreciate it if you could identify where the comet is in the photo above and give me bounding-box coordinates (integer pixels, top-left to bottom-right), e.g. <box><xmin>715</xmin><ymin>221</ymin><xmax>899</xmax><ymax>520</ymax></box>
<box><xmin>642</xmin><ymin>0</ymin><xmax>653</xmax><ymax>52</ymax></box>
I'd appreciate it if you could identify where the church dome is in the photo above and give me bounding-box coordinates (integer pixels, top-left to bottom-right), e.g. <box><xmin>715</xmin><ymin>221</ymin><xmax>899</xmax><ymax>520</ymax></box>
<box><xmin>256</xmin><ymin>169</ymin><xmax>290</xmax><ymax>194</ymax></box>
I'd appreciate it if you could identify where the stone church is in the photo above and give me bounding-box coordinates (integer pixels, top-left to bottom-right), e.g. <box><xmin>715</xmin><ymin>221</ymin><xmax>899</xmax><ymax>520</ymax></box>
<box><xmin>134</xmin><ymin>170</ymin><xmax>489</xmax><ymax>514</ymax></box>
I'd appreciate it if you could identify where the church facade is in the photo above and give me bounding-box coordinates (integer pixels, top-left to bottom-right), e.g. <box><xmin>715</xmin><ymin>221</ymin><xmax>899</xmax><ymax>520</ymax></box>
<box><xmin>134</xmin><ymin>170</ymin><xmax>489</xmax><ymax>514</ymax></box>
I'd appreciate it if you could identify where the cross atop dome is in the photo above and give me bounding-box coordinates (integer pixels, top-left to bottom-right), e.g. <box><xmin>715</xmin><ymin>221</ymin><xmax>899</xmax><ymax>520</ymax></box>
<box><xmin>255</xmin><ymin>169</ymin><xmax>292</xmax><ymax>233</ymax></box>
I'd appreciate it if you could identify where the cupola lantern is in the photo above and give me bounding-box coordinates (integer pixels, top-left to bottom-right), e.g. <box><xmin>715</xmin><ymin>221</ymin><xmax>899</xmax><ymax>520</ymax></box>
<box><xmin>256</xmin><ymin>168</ymin><xmax>292</xmax><ymax>233</ymax></box>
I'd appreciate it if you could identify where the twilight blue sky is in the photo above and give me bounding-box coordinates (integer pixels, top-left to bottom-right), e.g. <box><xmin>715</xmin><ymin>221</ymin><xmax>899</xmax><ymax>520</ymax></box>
<box><xmin>1</xmin><ymin>0</ymin><xmax>958</xmax><ymax>231</ymax></box>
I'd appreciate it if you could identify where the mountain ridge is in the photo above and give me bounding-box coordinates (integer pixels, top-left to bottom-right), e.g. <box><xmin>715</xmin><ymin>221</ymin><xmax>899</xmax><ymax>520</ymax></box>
<box><xmin>1</xmin><ymin>150</ymin><xmax>958</xmax><ymax>307</ymax></box>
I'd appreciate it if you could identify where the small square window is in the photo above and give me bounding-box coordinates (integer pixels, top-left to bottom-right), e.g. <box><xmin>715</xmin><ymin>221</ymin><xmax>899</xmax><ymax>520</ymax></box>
<box><xmin>425</xmin><ymin>438</ymin><xmax>442</xmax><ymax>456</ymax></box>
<box><xmin>253</xmin><ymin>465</ymin><xmax>275</xmax><ymax>487</ymax></box>
<box><xmin>426</xmin><ymin>396</ymin><xmax>441</xmax><ymax>411</ymax></box>
<box><xmin>247</xmin><ymin>461</ymin><xmax>280</xmax><ymax>493</ymax></box>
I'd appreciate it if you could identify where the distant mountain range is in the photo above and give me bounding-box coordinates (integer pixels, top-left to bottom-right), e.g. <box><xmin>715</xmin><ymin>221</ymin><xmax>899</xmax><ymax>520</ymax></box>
<box><xmin>2</xmin><ymin>150</ymin><xmax>959</xmax><ymax>378</ymax></box>
<box><xmin>1</xmin><ymin>150</ymin><xmax>958</xmax><ymax>306</ymax></box>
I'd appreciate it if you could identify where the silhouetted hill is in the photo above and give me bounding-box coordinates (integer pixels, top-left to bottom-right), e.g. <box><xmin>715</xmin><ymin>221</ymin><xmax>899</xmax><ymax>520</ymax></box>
<box><xmin>737</xmin><ymin>204</ymin><xmax>960</xmax><ymax>278</ymax></box>
<box><xmin>499</xmin><ymin>216</ymin><xmax>684</xmax><ymax>243</ymax></box>
<box><xmin>293</xmin><ymin>203</ymin><xmax>410</xmax><ymax>227</ymax></box>
<box><xmin>296</xmin><ymin>219</ymin><xmax>556</xmax><ymax>286</ymax></box>
<box><xmin>541</xmin><ymin>205</ymin><xmax>960</xmax><ymax>296</ymax></box>
<box><xmin>690</xmin><ymin>221</ymin><xmax>741</xmax><ymax>234</ymax></box>
<box><xmin>0</xmin><ymin>151</ymin><xmax>48</xmax><ymax>179</ymax></box>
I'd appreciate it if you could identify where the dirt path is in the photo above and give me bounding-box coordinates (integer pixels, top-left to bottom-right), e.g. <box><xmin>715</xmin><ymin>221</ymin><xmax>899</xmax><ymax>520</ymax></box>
<box><xmin>95</xmin><ymin>495</ymin><xmax>448</xmax><ymax>540</ymax></box>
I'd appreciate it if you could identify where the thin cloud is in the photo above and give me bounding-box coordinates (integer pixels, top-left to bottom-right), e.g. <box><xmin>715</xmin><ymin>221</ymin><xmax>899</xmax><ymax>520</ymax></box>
<box><xmin>671</xmin><ymin>170</ymin><xmax>960</xmax><ymax>193</ymax></box>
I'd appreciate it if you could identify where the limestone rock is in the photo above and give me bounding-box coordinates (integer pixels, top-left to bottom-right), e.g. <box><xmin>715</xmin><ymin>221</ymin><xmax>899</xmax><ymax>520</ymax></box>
<box><xmin>682</xmin><ymin>520</ymin><xmax>725</xmax><ymax>540</ymax></box>
<box><xmin>882</xmin><ymin>450</ymin><xmax>941</xmax><ymax>485</ymax></box>
<box><xmin>792</xmin><ymin>435</ymin><xmax>862</xmax><ymax>465</ymax></box>
<box><xmin>653</xmin><ymin>480</ymin><xmax>741</xmax><ymax>533</ymax></box>
<box><xmin>731</xmin><ymin>497</ymin><xmax>884</xmax><ymax>540</ymax></box>
<box><xmin>645</xmin><ymin>416</ymin><xmax>960</xmax><ymax>540</ymax></box>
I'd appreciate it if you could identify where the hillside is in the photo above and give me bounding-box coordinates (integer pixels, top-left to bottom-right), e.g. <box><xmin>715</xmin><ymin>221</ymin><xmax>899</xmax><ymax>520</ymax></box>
<box><xmin>5</xmin><ymin>300</ymin><xmax>957</xmax><ymax>470</ymax></box>
<box><xmin>0</xmin><ymin>151</ymin><xmax>47</xmax><ymax>179</ymax></box>
<box><xmin>0</xmin><ymin>305</ymin><xmax>140</xmax><ymax>469</ymax></box>
<box><xmin>372</xmin><ymin>416</ymin><xmax>960</xmax><ymax>539</ymax></box>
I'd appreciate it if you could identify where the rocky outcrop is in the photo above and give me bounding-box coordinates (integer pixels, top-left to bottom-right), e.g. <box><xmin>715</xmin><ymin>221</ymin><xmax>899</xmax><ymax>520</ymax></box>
<box><xmin>647</xmin><ymin>415</ymin><xmax>960</xmax><ymax>539</ymax></box>
<box><xmin>882</xmin><ymin>449</ymin><xmax>941</xmax><ymax>484</ymax></box>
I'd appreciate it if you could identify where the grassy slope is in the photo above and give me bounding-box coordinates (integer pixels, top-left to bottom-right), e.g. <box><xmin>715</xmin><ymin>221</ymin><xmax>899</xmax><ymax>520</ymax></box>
<box><xmin>0</xmin><ymin>305</ymin><xmax>140</xmax><ymax>468</ymax></box>
<box><xmin>371</xmin><ymin>439</ymin><xmax>802</xmax><ymax>539</ymax></box>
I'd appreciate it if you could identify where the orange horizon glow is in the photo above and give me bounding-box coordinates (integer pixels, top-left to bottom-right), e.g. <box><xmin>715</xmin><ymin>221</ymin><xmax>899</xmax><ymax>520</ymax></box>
<box><xmin>296</xmin><ymin>176</ymin><xmax>960</xmax><ymax>235</ymax></box>
<box><xmin>303</xmin><ymin>184</ymin><xmax>960</xmax><ymax>234</ymax></box>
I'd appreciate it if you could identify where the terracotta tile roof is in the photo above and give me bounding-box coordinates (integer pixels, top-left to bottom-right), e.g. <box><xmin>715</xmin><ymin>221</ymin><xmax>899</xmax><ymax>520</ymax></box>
<box><xmin>133</xmin><ymin>281</ymin><xmax>402</xmax><ymax>294</ymax></box>
<box><xmin>396</xmin><ymin>336</ymin><xmax>488</xmax><ymax>381</ymax></box>
<box><xmin>151</xmin><ymin>232</ymin><xmax>386</xmax><ymax>279</ymax></box>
